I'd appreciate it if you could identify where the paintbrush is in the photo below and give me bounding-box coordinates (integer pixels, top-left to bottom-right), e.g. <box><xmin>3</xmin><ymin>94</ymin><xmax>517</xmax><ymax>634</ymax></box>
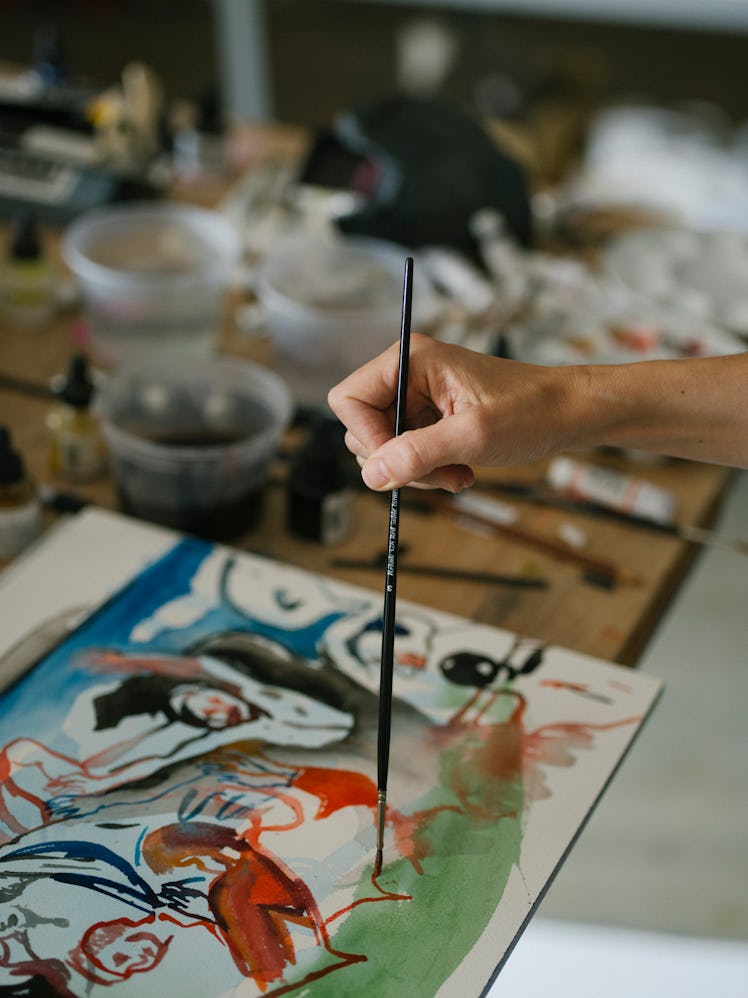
<box><xmin>374</xmin><ymin>256</ymin><xmax>413</xmax><ymax>878</ymax></box>
<box><xmin>412</xmin><ymin>490</ymin><xmax>643</xmax><ymax>588</ymax></box>
<box><xmin>331</xmin><ymin>552</ymin><xmax>548</xmax><ymax>588</ymax></box>
<box><xmin>479</xmin><ymin>480</ymin><xmax>748</xmax><ymax>554</ymax></box>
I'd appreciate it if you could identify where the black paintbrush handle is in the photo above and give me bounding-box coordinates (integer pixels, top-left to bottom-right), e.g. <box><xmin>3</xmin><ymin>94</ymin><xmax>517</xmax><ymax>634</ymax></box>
<box><xmin>377</xmin><ymin>486</ymin><xmax>399</xmax><ymax>792</ymax></box>
<box><xmin>377</xmin><ymin>257</ymin><xmax>413</xmax><ymax>796</ymax></box>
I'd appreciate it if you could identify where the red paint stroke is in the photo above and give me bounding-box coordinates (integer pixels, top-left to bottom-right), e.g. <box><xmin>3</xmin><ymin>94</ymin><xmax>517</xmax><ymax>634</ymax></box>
<box><xmin>609</xmin><ymin>678</ymin><xmax>634</xmax><ymax>693</ymax></box>
<box><xmin>397</xmin><ymin>651</ymin><xmax>427</xmax><ymax>671</ymax></box>
<box><xmin>448</xmin><ymin>688</ymin><xmax>484</xmax><ymax>726</ymax></box>
<box><xmin>388</xmin><ymin>804</ymin><xmax>462</xmax><ymax>875</ymax></box>
<box><xmin>451</xmin><ymin>732</ymin><xmax>523</xmax><ymax>821</ymax></box>
<box><xmin>539</xmin><ymin>679</ymin><xmax>613</xmax><ymax>704</ymax></box>
<box><xmin>522</xmin><ymin>716</ymin><xmax>642</xmax><ymax>800</ymax></box>
<box><xmin>69</xmin><ymin>916</ymin><xmax>172</xmax><ymax>985</ymax></box>
<box><xmin>293</xmin><ymin>765</ymin><xmax>377</xmax><ymax>821</ymax></box>
<box><xmin>82</xmin><ymin>649</ymin><xmax>204</xmax><ymax>679</ymax></box>
<box><xmin>0</xmin><ymin>737</ymin><xmax>90</xmax><ymax>844</ymax></box>
<box><xmin>143</xmin><ymin>820</ymin><xmax>366</xmax><ymax>992</ymax></box>
<box><xmin>325</xmin><ymin>878</ymin><xmax>412</xmax><ymax>928</ymax></box>
<box><xmin>0</xmin><ymin>933</ymin><xmax>76</xmax><ymax>996</ymax></box>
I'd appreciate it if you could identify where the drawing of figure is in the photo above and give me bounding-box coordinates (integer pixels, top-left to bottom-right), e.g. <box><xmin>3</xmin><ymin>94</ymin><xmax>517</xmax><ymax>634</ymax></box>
<box><xmin>0</xmin><ymin>762</ymin><xmax>378</xmax><ymax>996</ymax></box>
<box><xmin>0</xmin><ymin>626</ymin><xmax>419</xmax><ymax>995</ymax></box>
<box><xmin>0</xmin><ymin>538</ymin><xmax>646</xmax><ymax>997</ymax></box>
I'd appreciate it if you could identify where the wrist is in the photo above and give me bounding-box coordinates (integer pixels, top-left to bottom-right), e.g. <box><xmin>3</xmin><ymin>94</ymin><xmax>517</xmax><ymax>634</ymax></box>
<box><xmin>566</xmin><ymin>362</ymin><xmax>660</xmax><ymax>453</ymax></box>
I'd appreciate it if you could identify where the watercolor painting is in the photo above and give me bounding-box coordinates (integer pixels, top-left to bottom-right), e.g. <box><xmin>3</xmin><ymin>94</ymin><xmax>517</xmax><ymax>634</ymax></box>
<box><xmin>0</xmin><ymin>509</ymin><xmax>661</xmax><ymax>997</ymax></box>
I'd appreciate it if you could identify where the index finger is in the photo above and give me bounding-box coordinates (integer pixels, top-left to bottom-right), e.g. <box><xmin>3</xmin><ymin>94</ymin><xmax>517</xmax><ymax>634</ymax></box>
<box><xmin>327</xmin><ymin>340</ymin><xmax>402</xmax><ymax>452</ymax></box>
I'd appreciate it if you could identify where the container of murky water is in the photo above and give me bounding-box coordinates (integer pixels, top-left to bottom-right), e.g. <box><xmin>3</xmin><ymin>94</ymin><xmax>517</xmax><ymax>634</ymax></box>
<box><xmin>95</xmin><ymin>356</ymin><xmax>293</xmax><ymax>539</ymax></box>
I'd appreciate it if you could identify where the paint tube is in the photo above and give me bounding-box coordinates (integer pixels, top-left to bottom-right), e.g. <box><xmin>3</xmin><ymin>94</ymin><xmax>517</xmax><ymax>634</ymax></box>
<box><xmin>546</xmin><ymin>456</ymin><xmax>677</xmax><ymax>525</ymax></box>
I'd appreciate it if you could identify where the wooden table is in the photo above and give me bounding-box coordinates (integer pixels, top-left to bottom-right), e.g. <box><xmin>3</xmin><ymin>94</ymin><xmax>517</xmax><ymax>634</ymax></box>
<box><xmin>0</xmin><ymin>129</ymin><xmax>735</xmax><ymax>668</ymax></box>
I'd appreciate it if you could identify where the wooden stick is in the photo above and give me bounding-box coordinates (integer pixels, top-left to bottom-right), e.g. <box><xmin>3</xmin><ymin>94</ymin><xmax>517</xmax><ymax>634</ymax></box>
<box><xmin>415</xmin><ymin>490</ymin><xmax>643</xmax><ymax>589</ymax></box>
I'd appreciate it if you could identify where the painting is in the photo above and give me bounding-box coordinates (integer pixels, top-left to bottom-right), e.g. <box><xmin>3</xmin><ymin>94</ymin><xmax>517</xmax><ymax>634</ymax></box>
<box><xmin>0</xmin><ymin>508</ymin><xmax>661</xmax><ymax>997</ymax></box>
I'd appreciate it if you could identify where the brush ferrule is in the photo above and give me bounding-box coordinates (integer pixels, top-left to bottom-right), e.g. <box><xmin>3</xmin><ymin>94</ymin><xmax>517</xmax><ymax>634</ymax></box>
<box><xmin>376</xmin><ymin>790</ymin><xmax>387</xmax><ymax>850</ymax></box>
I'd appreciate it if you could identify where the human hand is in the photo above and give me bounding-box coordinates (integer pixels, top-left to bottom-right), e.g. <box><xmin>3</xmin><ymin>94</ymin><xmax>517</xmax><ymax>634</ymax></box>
<box><xmin>328</xmin><ymin>333</ymin><xmax>576</xmax><ymax>492</ymax></box>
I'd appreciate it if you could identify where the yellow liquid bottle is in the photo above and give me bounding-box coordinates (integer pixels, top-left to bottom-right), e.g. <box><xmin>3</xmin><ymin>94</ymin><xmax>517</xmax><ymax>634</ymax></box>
<box><xmin>47</xmin><ymin>354</ymin><xmax>106</xmax><ymax>482</ymax></box>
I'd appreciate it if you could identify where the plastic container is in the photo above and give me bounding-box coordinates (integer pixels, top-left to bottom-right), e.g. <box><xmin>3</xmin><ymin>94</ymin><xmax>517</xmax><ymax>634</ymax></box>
<box><xmin>62</xmin><ymin>202</ymin><xmax>241</xmax><ymax>366</ymax></box>
<box><xmin>95</xmin><ymin>356</ymin><xmax>293</xmax><ymax>539</ymax></box>
<box><xmin>255</xmin><ymin>230</ymin><xmax>439</xmax><ymax>409</ymax></box>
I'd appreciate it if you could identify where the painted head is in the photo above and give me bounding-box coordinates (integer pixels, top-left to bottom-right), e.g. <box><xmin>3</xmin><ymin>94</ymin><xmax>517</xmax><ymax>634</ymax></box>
<box><xmin>0</xmin><ymin>837</ymin><xmax>181</xmax><ymax>994</ymax></box>
<box><xmin>87</xmin><ymin>631</ymin><xmax>358</xmax><ymax>752</ymax></box>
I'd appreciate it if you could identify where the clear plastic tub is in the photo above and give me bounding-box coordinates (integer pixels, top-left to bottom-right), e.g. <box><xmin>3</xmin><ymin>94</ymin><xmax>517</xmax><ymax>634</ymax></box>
<box><xmin>63</xmin><ymin>202</ymin><xmax>242</xmax><ymax>366</ymax></box>
<box><xmin>254</xmin><ymin>231</ymin><xmax>439</xmax><ymax>408</ymax></box>
<box><xmin>95</xmin><ymin>356</ymin><xmax>293</xmax><ymax>539</ymax></box>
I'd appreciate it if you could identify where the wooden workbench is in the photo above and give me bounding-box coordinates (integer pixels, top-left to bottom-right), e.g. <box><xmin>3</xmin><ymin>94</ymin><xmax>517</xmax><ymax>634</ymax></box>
<box><xmin>0</xmin><ymin>125</ymin><xmax>736</xmax><ymax>668</ymax></box>
<box><xmin>2</xmin><ymin>303</ymin><xmax>733</xmax><ymax>668</ymax></box>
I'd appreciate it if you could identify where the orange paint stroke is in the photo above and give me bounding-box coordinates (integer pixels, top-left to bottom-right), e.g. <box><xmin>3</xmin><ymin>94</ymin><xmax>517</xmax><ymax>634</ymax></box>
<box><xmin>538</xmin><ymin>679</ymin><xmax>613</xmax><ymax>703</ymax></box>
<box><xmin>292</xmin><ymin>765</ymin><xmax>377</xmax><ymax>821</ymax></box>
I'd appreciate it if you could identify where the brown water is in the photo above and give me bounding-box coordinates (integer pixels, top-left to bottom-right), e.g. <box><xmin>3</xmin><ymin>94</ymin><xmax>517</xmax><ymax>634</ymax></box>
<box><xmin>117</xmin><ymin>484</ymin><xmax>265</xmax><ymax>541</ymax></box>
<box><xmin>116</xmin><ymin>423</ymin><xmax>267</xmax><ymax>449</ymax></box>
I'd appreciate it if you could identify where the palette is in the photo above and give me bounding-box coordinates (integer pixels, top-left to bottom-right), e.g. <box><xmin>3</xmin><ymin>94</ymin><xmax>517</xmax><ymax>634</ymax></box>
<box><xmin>0</xmin><ymin>508</ymin><xmax>661</xmax><ymax>996</ymax></box>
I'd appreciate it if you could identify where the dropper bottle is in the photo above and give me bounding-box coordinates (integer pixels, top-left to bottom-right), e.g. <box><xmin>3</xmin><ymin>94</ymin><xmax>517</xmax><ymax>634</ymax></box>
<box><xmin>1</xmin><ymin>210</ymin><xmax>55</xmax><ymax>327</ymax></box>
<box><xmin>0</xmin><ymin>425</ymin><xmax>41</xmax><ymax>560</ymax></box>
<box><xmin>47</xmin><ymin>353</ymin><xmax>105</xmax><ymax>481</ymax></box>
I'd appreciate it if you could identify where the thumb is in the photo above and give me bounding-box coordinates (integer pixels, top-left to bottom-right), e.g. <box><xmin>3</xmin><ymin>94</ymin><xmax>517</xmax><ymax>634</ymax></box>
<box><xmin>361</xmin><ymin>420</ymin><xmax>475</xmax><ymax>492</ymax></box>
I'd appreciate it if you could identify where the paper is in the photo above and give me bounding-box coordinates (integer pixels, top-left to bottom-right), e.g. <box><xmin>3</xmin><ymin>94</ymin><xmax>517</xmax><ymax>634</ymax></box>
<box><xmin>0</xmin><ymin>509</ymin><xmax>661</xmax><ymax>996</ymax></box>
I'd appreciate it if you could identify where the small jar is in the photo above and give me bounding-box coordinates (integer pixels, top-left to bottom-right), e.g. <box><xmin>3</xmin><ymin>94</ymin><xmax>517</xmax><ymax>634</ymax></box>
<box><xmin>47</xmin><ymin>353</ymin><xmax>106</xmax><ymax>482</ymax></box>
<box><xmin>287</xmin><ymin>419</ymin><xmax>355</xmax><ymax>545</ymax></box>
<box><xmin>0</xmin><ymin>425</ymin><xmax>41</xmax><ymax>560</ymax></box>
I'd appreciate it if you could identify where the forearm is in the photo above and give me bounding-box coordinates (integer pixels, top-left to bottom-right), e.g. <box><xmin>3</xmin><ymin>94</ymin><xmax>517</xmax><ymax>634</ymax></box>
<box><xmin>567</xmin><ymin>352</ymin><xmax>748</xmax><ymax>468</ymax></box>
<box><xmin>330</xmin><ymin>338</ymin><xmax>748</xmax><ymax>492</ymax></box>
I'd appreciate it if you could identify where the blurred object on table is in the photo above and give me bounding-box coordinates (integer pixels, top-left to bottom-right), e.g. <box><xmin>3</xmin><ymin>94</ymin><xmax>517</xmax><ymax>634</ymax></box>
<box><xmin>0</xmin><ymin>54</ymin><xmax>168</xmax><ymax>225</ymax></box>
<box><xmin>563</xmin><ymin>101</ymin><xmax>748</xmax><ymax>231</ymax></box>
<box><xmin>501</xmin><ymin>243</ymin><xmax>745</xmax><ymax>367</ymax></box>
<box><xmin>603</xmin><ymin>226</ymin><xmax>748</xmax><ymax>339</ymax></box>
<box><xmin>332</xmin><ymin>93</ymin><xmax>533</xmax><ymax>261</ymax></box>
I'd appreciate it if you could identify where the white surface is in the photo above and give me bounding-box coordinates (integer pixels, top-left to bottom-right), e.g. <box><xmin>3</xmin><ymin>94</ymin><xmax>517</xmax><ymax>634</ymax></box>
<box><xmin>492</xmin><ymin>471</ymin><xmax>748</xmax><ymax>994</ymax></box>
<box><xmin>537</xmin><ymin>470</ymin><xmax>748</xmax><ymax>941</ymax></box>
<box><xmin>492</xmin><ymin>918</ymin><xmax>748</xmax><ymax>997</ymax></box>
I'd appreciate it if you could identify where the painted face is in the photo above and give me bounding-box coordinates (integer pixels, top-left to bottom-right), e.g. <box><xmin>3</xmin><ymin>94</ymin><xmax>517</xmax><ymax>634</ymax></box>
<box><xmin>323</xmin><ymin>610</ymin><xmax>433</xmax><ymax>691</ymax></box>
<box><xmin>197</xmin><ymin>661</ymin><xmax>354</xmax><ymax>748</ymax></box>
<box><xmin>0</xmin><ymin>851</ymin><xmax>172</xmax><ymax>989</ymax></box>
<box><xmin>73</xmin><ymin>918</ymin><xmax>171</xmax><ymax>983</ymax></box>
<box><xmin>168</xmin><ymin>684</ymin><xmax>260</xmax><ymax>728</ymax></box>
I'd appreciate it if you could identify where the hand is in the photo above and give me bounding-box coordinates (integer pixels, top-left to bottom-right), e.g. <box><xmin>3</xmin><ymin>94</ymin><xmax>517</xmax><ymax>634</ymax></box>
<box><xmin>328</xmin><ymin>333</ymin><xmax>576</xmax><ymax>492</ymax></box>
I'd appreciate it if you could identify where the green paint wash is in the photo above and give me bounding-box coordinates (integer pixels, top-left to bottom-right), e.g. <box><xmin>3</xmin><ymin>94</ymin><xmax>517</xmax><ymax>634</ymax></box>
<box><xmin>288</xmin><ymin>775</ymin><xmax>525</xmax><ymax>996</ymax></box>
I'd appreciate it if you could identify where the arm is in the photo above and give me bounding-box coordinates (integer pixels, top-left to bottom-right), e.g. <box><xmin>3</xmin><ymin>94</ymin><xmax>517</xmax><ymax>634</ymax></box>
<box><xmin>327</xmin><ymin>334</ymin><xmax>748</xmax><ymax>492</ymax></box>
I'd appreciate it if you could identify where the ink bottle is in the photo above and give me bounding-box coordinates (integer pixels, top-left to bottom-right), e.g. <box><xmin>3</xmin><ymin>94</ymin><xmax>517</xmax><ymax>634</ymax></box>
<box><xmin>1</xmin><ymin>210</ymin><xmax>55</xmax><ymax>327</ymax></box>
<box><xmin>46</xmin><ymin>353</ymin><xmax>106</xmax><ymax>482</ymax></box>
<box><xmin>287</xmin><ymin>419</ymin><xmax>355</xmax><ymax>545</ymax></box>
<box><xmin>0</xmin><ymin>425</ymin><xmax>41</xmax><ymax>560</ymax></box>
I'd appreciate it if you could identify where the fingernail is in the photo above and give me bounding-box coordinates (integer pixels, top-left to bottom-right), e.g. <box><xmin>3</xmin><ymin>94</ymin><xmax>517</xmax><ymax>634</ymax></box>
<box><xmin>455</xmin><ymin>469</ymin><xmax>475</xmax><ymax>492</ymax></box>
<box><xmin>362</xmin><ymin>458</ymin><xmax>392</xmax><ymax>490</ymax></box>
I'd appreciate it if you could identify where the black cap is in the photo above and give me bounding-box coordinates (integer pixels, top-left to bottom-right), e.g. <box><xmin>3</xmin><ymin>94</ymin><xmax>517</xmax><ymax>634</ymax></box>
<box><xmin>9</xmin><ymin>211</ymin><xmax>42</xmax><ymax>262</ymax></box>
<box><xmin>0</xmin><ymin>426</ymin><xmax>25</xmax><ymax>486</ymax></box>
<box><xmin>56</xmin><ymin>353</ymin><xmax>95</xmax><ymax>408</ymax></box>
